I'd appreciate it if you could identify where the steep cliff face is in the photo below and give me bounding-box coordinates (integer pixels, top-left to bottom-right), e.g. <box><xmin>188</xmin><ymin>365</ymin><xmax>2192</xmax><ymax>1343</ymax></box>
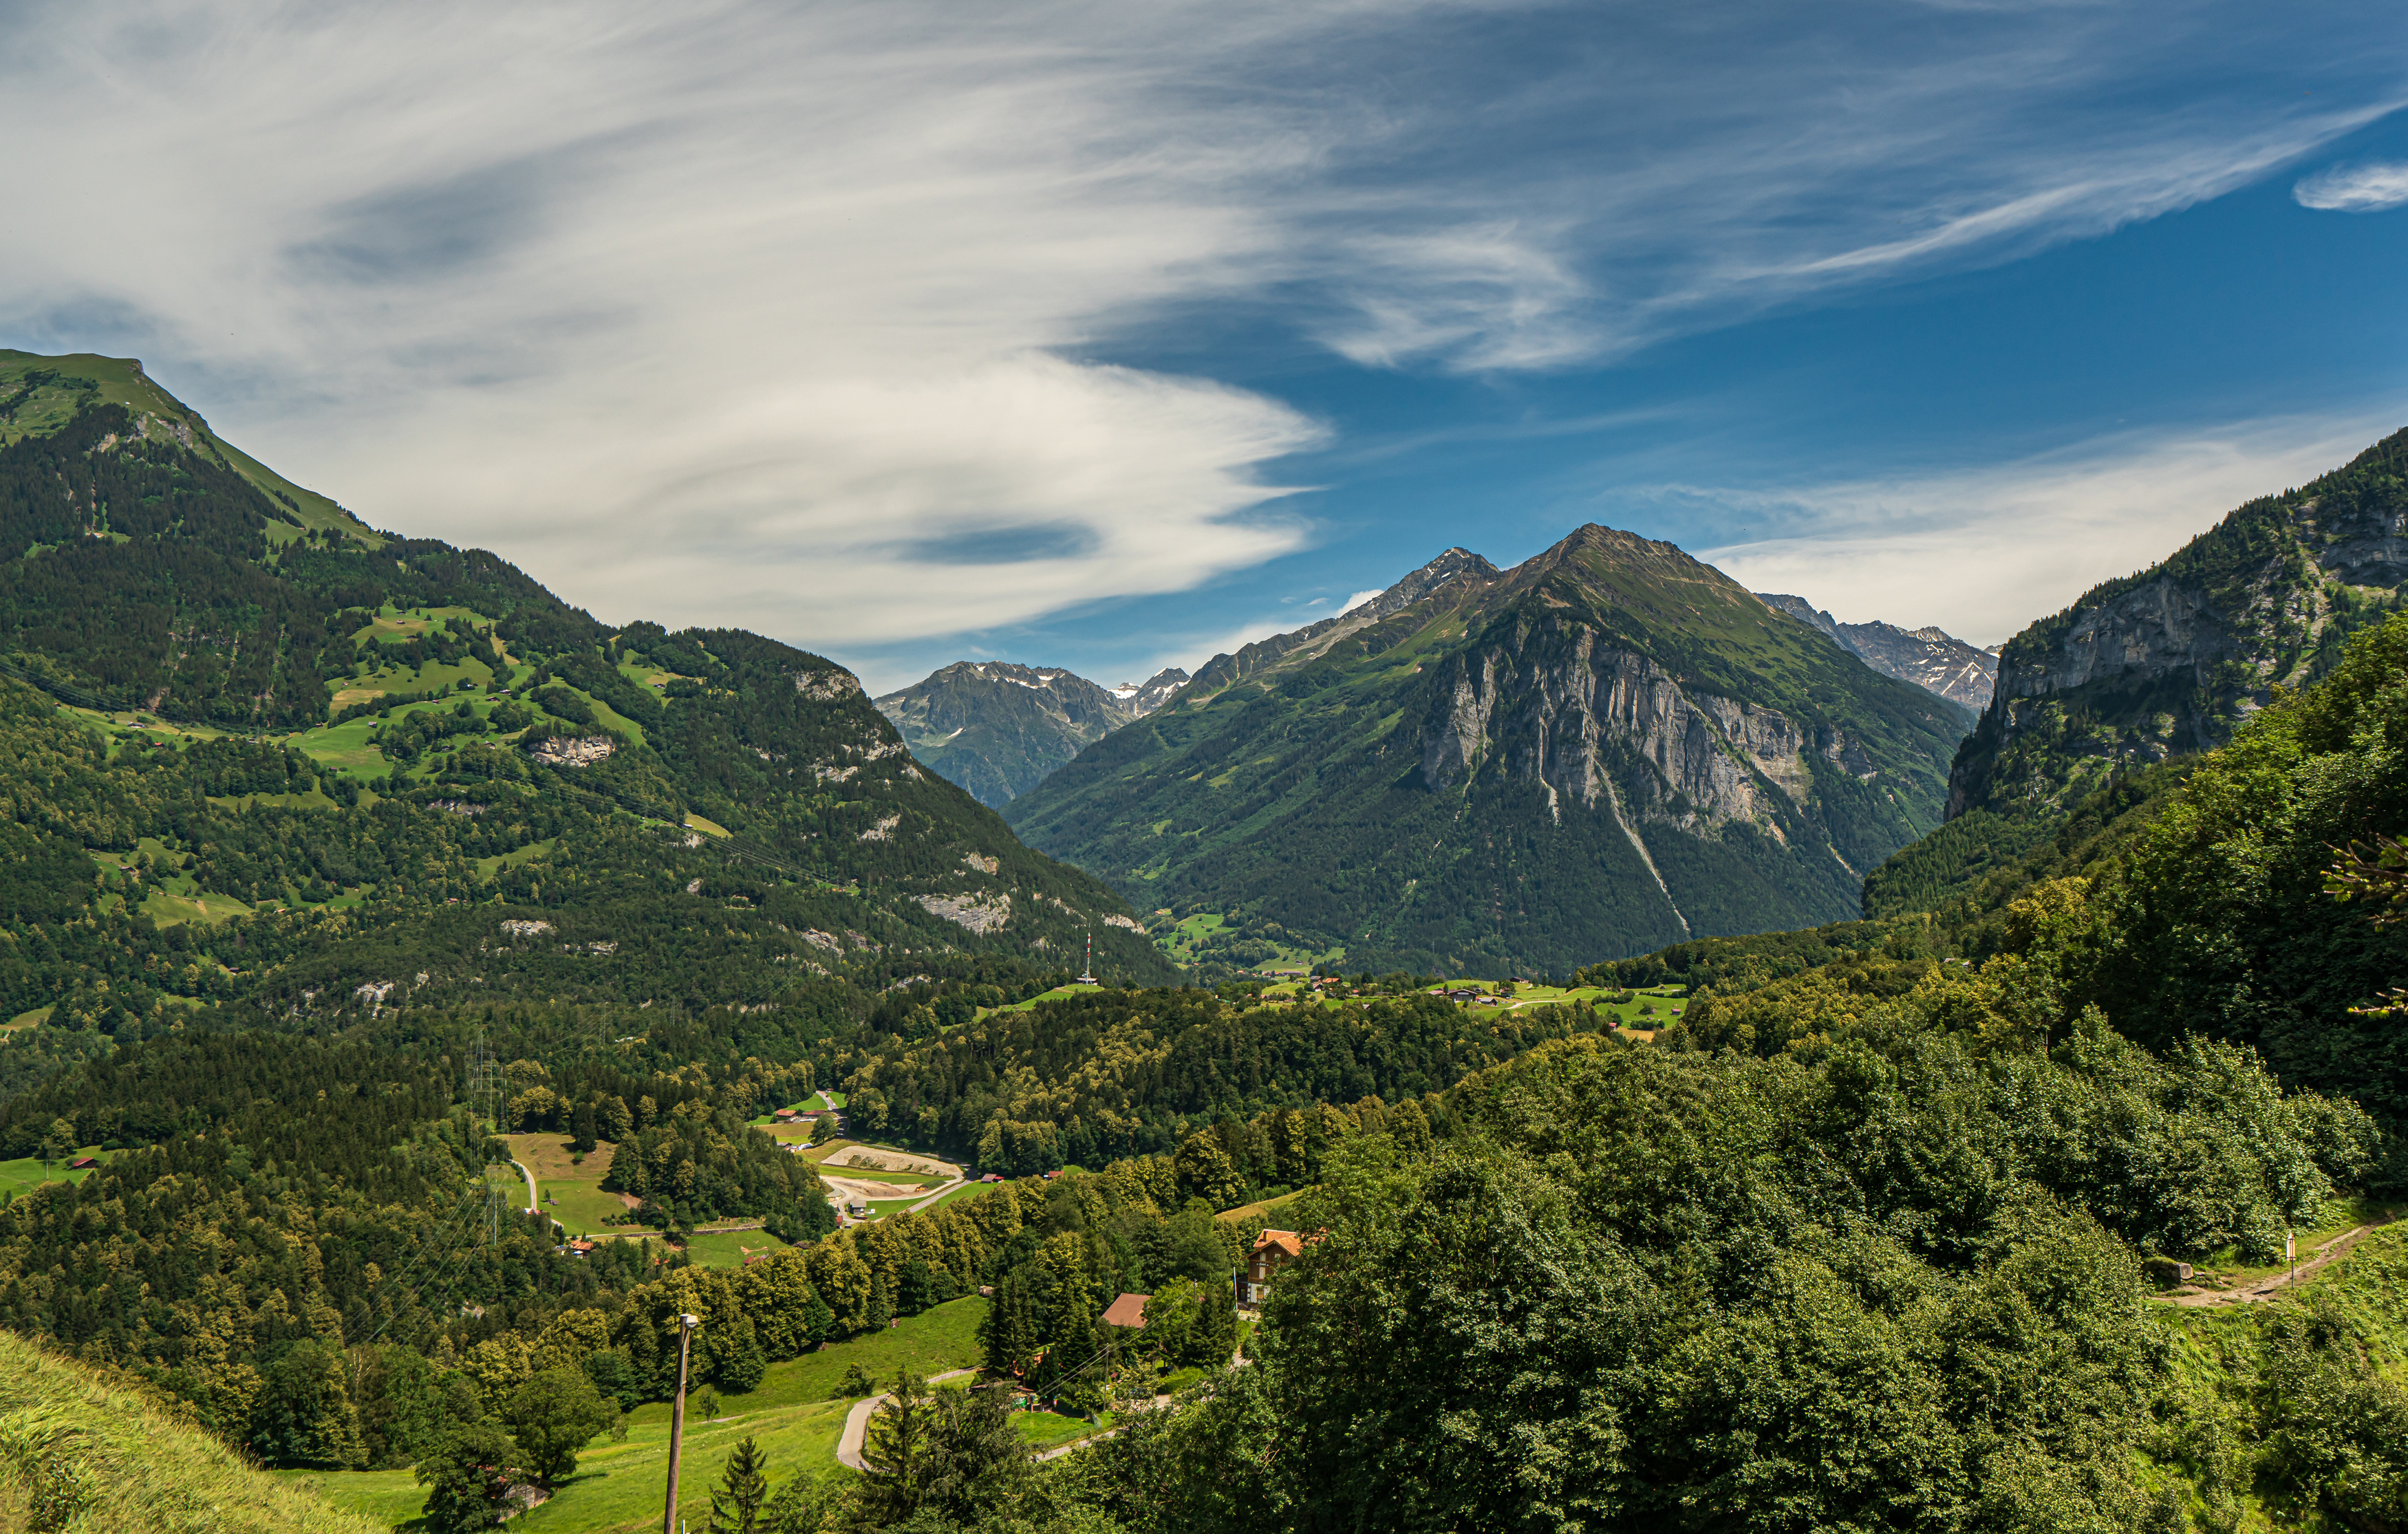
<box><xmin>1947</xmin><ymin>426</ymin><xmax>2408</xmax><ymax>817</ymax></box>
<box><xmin>1756</xmin><ymin>593</ymin><xmax>1996</xmax><ymax>709</ymax></box>
<box><xmin>1007</xmin><ymin>525</ymin><xmax>1966</xmax><ymax>973</ymax></box>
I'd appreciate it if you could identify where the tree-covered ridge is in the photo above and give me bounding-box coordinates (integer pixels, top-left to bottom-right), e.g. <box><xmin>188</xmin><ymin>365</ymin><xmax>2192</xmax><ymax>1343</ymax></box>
<box><xmin>1009</xmin><ymin>525</ymin><xmax>1967</xmax><ymax>975</ymax></box>
<box><xmin>1946</xmin><ymin>424</ymin><xmax>2407</xmax><ymax>822</ymax></box>
<box><xmin>838</xmin><ymin>984</ymin><xmax>1609</xmax><ymax>1171</ymax></box>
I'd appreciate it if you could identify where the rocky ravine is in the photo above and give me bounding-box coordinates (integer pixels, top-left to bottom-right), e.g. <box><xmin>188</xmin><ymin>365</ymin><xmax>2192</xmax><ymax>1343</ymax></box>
<box><xmin>1947</xmin><ymin>426</ymin><xmax>2408</xmax><ymax>817</ymax></box>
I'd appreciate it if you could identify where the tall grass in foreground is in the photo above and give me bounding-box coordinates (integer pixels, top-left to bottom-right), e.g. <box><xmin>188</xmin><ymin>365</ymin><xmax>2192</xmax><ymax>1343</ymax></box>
<box><xmin>0</xmin><ymin>1329</ymin><xmax>383</xmax><ymax>1534</ymax></box>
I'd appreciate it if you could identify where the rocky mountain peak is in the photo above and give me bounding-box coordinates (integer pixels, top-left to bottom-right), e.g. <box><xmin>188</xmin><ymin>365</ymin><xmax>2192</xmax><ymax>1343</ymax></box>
<box><xmin>1112</xmin><ymin>667</ymin><xmax>1190</xmax><ymax>715</ymax></box>
<box><xmin>1947</xmin><ymin>424</ymin><xmax>2408</xmax><ymax>817</ymax></box>
<box><xmin>1355</xmin><ymin>547</ymin><xmax>1501</xmax><ymax>621</ymax></box>
<box><xmin>1755</xmin><ymin>594</ymin><xmax>1996</xmax><ymax>711</ymax></box>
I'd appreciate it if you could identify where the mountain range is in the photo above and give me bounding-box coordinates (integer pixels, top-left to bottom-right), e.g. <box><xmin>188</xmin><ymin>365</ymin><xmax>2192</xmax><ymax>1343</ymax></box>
<box><xmin>1754</xmin><ymin>594</ymin><xmax>1999</xmax><ymax>709</ymax></box>
<box><xmin>874</xmin><ymin>661</ymin><xmax>1187</xmax><ymax>806</ymax></box>
<box><xmin>1004</xmin><ymin>528</ymin><xmax>1969</xmax><ymax>975</ymax></box>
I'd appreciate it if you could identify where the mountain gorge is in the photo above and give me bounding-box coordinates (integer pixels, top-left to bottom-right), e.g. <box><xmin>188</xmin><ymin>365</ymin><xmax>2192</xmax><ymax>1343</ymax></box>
<box><xmin>874</xmin><ymin>660</ymin><xmax>1187</xmax><ymax>806</ymax></box>
<box><xmin>1007</xmin><ymin>529</ymin><xmax>1969</xmax><ymax>975</ymax></box>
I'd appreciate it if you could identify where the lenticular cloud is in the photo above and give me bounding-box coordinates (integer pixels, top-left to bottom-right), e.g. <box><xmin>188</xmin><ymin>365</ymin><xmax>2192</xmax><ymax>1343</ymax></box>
<box><xmin>2293</xmin><ymin>162</ymin><xmax>2408</xmax><ymax>212</ymax></box>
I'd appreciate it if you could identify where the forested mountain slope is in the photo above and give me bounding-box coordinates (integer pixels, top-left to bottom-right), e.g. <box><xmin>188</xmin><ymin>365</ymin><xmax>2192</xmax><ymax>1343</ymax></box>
<box><xmin>874</xmin><ymin>660</ymin><xmax>1187</xmax><ymax>806</ymax></box>
<box><xmin>0</xmin><ymin>349</ymin><xmax>1169</xmax><ymax>1061</ymax></box>
<box><xmin>1947</xmin><ymin>424</ymin><xmax>2407</xmax><ymax>820</ymax></box>
<box><xmin>1008</xmin><ymin>529</ymin><xmax>1968</xmax><ymax>975</ymax></box>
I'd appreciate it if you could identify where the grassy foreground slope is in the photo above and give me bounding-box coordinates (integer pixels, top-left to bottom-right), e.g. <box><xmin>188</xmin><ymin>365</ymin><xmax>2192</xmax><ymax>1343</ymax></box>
<box><xmin>0</xmin><ymin>1329</ymin><xmax>383</xmax><ymax>1534</ymax></box>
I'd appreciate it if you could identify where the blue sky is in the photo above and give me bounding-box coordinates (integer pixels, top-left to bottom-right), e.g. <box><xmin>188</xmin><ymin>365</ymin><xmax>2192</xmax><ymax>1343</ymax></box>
<box><xmin>1</xmin><ymin>1</ymin><xmax>2402</xmax><ymax>691</ymax></box>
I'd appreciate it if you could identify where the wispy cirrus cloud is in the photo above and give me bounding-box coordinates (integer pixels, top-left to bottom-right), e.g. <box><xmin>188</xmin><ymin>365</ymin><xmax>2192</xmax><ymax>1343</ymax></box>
<box><xmin>2295</xmin><ymin>162</ymin><xmax>2408</xmax><ymax>211</ymax></box>
<box><xmin>0</xmin><ymin>0</ymin><xmax>2398</xmax><ymax>662</ymax></box>
<box><xmin>1692</xmin><ymin>413</ymin><xmax>2406</xmax><ymax>645</ymax></box>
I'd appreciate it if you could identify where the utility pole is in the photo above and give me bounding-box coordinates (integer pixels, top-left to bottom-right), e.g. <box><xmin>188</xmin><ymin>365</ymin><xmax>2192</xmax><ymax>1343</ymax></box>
<box><xmin>661</xmin><ymin>1312</ymin><xmax>702</xmax><ymax>1534</ymax></box>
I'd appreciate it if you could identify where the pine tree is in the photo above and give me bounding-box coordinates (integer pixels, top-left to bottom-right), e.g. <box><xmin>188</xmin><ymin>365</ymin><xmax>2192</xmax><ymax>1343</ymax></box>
<box><xmin>854</xmin><ymin>1371</ymin><xmax>932</xmax><ymax>1526</ymax></box>
<box><xmin>706</xmin><ymin>1434</ymin><xmax>771</xmax><ymax>1534</ymax></box>
<box><xmin>981</xmin><ymin>1275</ymin><xmax>1039</xmax><ymax>1376</ymax></box>
<box><xmin>867</xmin><ymin>1271</ymin><xmax>893</xmax><ymax>1330</ymax></box>
<box><xmin>1185</xmin><ymin>1278</ymin><xmax>1237</xmax><ymax>1369</ymax></box>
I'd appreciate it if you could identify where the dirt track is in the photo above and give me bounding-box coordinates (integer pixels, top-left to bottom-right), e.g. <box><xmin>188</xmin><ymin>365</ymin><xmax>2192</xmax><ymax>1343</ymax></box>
<box><xmin>2158</xmin><ymin>1224</ymin><xmax>2374</xmax><ymax>1308</ymax></box>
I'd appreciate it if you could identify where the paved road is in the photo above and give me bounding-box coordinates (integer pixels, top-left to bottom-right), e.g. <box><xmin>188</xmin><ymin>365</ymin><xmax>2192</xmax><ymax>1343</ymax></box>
<box><xmin>904</xmin><ymin>1178</ymin><xmax>965</xmax><ymax>1214</ymax></box>
<box><xmin>508</xmin><ymin>1160</ymin><xmax>537</xmax><ymax>1214</ymax></box>
<box><xmin>835</xmin><ymin>1370</ymin><xmax>980</xmax><ymax>1469</ymax></box>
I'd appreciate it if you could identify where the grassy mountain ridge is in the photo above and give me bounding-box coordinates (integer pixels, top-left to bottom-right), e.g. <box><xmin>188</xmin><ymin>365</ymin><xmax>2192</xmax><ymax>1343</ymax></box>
<box><xmin>1008</xmin><ymin>526</ymin><xmax>1969</xmax><ymax>975</ymax></box>
<box><xmin>0</xmin><ymin>347</ymin><xmax>1173</xmax><ymax>1071</ymax></box>
<box><xmin>0</xmin><ymin>1327</ymin><xmax>385</xmax><ymax>1533</ymax></box>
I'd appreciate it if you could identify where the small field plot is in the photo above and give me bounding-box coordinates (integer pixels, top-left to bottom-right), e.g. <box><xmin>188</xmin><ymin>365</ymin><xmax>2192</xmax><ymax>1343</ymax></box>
<box><xmin>680</xmin><ymin>1229</ymin><xmax>794</xmax><ymax>1269</ymax></box>
<box><xmin>510</xmin><ymin>1133</ymin><xmax>630</xmax><ymax>1237</ymax></box>
<box><xmin>1013</xmin><ymin>1409</ymin><xmax>1108</xmax><ymax>1449</ymax></box>
<box><xmin>1219</xmin><ymin>1188</ymin><xmax>1306</xmax><ymax>1224</ymax></box>
<box><xmin>0</xmin><ymin>1149</ymin><xmax>112</xmax><ymax>1198</ymax></box>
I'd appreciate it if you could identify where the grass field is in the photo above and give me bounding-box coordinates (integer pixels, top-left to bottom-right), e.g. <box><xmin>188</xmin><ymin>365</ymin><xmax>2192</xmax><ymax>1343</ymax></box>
<box><xmin>513</xmin><ymin>1134</ymin><xmax>630</xmax><ymax>1239</ymax></box>
<box><xmin>983</xmin><ymin>983</ymin><xmax>1104</xmax><ymax>1015</ymax></box>
<box><xmin>1218</xmin><ymin>1188</ymin><xmax>1306</xmax><ymax>1224</ymax></box>
<box><xmin>0</xmin><ymin>1326</ymin><xmax>387</xmax><ymax>1534</ymax></box>
<box><xmin>0</xmin><ymin>1148</ymin><xmax>114</xmax><ymax>1198</ymax></box>
<box><xmin>1013</xmin><ymin>1409</ymin><xmax>1108</xmax><ymax>1449</ymax></box>
<box><xmin>680</xmin><ymin>1229</ymin><xmax>796</xmax><ymax>1269</ymax></box>
<box><xmin>287</xmin><ymin>1297</ymin><xmax>990</xmax><ymax>1531</ymax></box>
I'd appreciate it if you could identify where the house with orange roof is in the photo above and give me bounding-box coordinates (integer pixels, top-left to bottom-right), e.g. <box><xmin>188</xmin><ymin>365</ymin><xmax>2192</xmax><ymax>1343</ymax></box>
<box><xmin>1101</xmin><ymin>1293</ymin><xmax>1150</xmax><ymax>1330</ymax></box>
<box><xmin>1244</xmin><ymin>1229</ymin><xmax>1307</xmax><ymax>1306</ymax></box>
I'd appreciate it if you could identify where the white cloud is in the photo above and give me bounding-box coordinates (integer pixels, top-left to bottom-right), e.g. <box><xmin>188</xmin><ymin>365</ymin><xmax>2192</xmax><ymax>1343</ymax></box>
<box><xmin>1692</xmin><ymin>412</ymin><xmax>2404</xmax><ymax>645</ymax></box>
<box><xmin>0</xmin><ymin>0</ymin><xmax>2398</xmax><ymax>654</ymax></box>
<box><xmin>2295</xmin><ymin>162</ymin><xmax>2408</xmax><ymax>212</ymax></box>
<box><xmin>1337</xmin><ymin>588</ymin><xmax>1386</xmax><ymax>614</ymax></box>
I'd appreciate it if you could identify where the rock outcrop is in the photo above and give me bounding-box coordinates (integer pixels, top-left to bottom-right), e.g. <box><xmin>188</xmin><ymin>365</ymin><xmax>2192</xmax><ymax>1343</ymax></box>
<box><xmin>1947</xmin><ymin>426</ymin><xmax>2408</xmax><ymax>817</ymax></box>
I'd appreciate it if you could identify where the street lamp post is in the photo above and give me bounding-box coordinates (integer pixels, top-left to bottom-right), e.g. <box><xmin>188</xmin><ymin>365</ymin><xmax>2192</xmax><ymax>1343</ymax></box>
<box><xmin>662</xmin><ymin>1312</ymin><xmax>702</xmax><ymax>1534</ymax></box>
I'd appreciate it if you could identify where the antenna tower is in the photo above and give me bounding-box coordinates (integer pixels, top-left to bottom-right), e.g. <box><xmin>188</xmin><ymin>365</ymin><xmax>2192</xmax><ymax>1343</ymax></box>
<box><xmin>1078</xmin><ymin>927</ymin><xmax>1096</xmax><ymax>986</ymax></box>
<box><xmin>470</xmin><ymin>1030</ymin><xmax>503</xmax><ymax>1246</ymax></box>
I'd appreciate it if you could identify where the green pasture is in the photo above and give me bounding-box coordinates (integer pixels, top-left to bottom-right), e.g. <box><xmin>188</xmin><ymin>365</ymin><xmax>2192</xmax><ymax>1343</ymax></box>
<box><xmin>282</xmin><ymin>1299</ymin><xmax>989</xmax><ymax>1530</ymax></box>
<box><xmin>0</xmin><ymin>1149</ymin><xmax>113</xmax><ymax>1198</ymax></box>
<box><xmin>679</xmin><ymin>1229</ymin><xmax>797</xmax><ymax>1270</ymax></box>
<box><xmin>538</xmin><ymin>1181</ymin><xmax>632</xmax><ymax>1238</ymax></box>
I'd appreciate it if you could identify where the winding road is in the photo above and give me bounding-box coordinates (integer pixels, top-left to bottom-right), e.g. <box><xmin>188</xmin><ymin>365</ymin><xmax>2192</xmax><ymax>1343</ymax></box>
<box><xmin>508</xmin><ymin>1160</ymin><xmax>538</xmax><ymax>1214</ymax></box>
<box><xmin>835</xmin><ymin>1370</ymin><xmax>980</xmax><ymax>1469</ymax></box>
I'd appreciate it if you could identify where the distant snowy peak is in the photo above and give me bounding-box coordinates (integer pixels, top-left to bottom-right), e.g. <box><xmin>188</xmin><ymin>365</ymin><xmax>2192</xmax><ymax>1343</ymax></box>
<box><xmin>873</xmin><ymin>660</ymin><xmax>1190</xmax><ymax>806</ymax></box>
<box><xmin>1755</xmin><ymin>593</ymin><xmax>1997</xmax><ymax>711</ymax></box>
<box><xmin>1119</xmin><ymin>667</ymin><xmax>1190</xmax><ymax>716</ymax></box>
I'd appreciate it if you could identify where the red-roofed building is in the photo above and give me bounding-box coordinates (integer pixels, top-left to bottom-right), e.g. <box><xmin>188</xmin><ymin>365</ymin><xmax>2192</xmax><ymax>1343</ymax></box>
<box><xmin>1100</xmin><ymin>1293</ymin><xmax>1150</xmax><ymax>1330</ymax></box>
<box><xmin>1244</xmin><ymin>1229</ymin><xmax>1307</xmax><ymax>1306</ymax></box>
